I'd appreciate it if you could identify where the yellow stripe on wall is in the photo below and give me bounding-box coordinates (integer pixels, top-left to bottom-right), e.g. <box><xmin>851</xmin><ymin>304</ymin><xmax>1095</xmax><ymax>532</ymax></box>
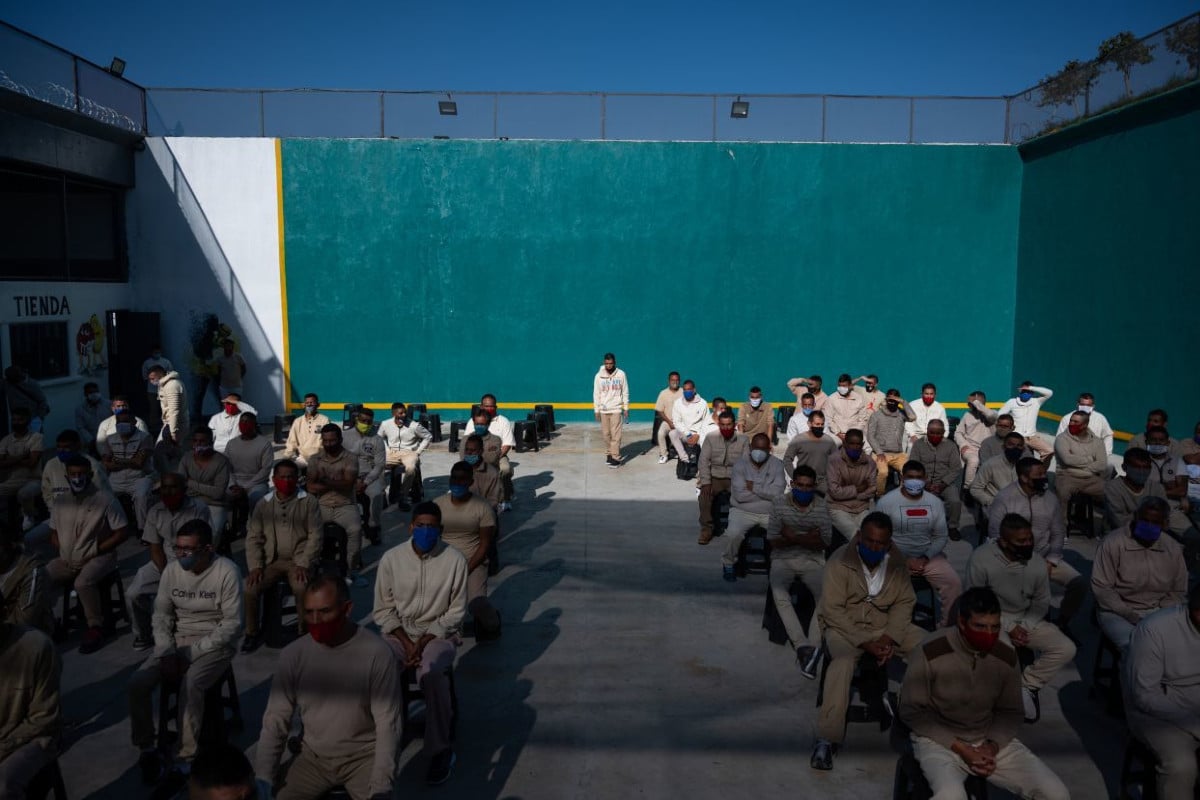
<box><xmin>275</xmin><ymin>138</ymin><xmax>292</xmax><ymax>407</ymax></box>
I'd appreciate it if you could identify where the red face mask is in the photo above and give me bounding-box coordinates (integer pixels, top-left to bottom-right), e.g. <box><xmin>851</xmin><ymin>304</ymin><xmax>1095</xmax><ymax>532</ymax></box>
<box><xmin>926</xmin><ymin>433</ymin><xmax>944</xmax><ymax>445</ymax></box>
<box><xmin>308</xmin><ymin>619</ymin><xmax>343</xmax><ymax>645</ymax></box>
<box><xmin>224</xmin><ymin>402</ymin><xmax>239</xmax><ymax>415</ymax></box>
<box><xmin>1068</xmin><ymin>423</ymin><xmax>1086</xmax><ymax>436</ymax></box>
<box><xmin>274</xmin><ymin>477</ymin><xmax>298</xmax><ymax>496</ymax></box>
<box><xmin>161</xmin><ymin>493</ymin><xmax>184</xmax><ymax>511</ymax></box>
<box><xmin>922</xmin><ymin>397</ymin><xmax>935</xmax><ymax>406</ymax></box>
<box><xmin>960</xmin><ymin>626</ymin><xmax>999</xmax><ymax>653</ymax></box>
<box><xmin>719</xmin><ymin>427</ymin><xmax>735</xmax><ymax>440</ymax></box>
<box><xmin>238</xmin><ymin>421</ymin><xmax>256</xmax><ymax>435</ymax></box>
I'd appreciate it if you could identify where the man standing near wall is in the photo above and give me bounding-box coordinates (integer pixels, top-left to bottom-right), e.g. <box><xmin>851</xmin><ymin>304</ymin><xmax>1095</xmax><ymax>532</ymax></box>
<box><xmin>593</xmin><ymin>353</ymin><xmax>629</xmax><ymax>469</ymax></box>
<box><xmin>141</xmin><ymin>345</ymin><xmax>172</xmax><ymax>436</ymax></box>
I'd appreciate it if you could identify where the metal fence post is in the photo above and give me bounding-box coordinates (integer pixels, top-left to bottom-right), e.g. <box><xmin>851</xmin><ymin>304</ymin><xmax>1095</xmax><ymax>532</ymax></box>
<box><xmin>600</xmin><ymin>94</ymin><xmax>606</xmax><ymax>140</ymax></box>
<box><xmin>1003</xmin><ymin>97</ymin><xmax>1011</xmax><ymax>144</ymax></box>
<box><xmin>72</xmin><ymin>57</ymin><xmax>81</xmax><ymax>113</ymax></box>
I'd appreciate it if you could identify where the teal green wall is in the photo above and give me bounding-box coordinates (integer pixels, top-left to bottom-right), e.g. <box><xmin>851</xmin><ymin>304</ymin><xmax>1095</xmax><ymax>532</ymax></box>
<box><xmin>1013</xmin><ymin>88</ymin><xmax>1200</xmax><ymax>442</ymax></box>
<box><xmin>282</xmin><ymin>140</ymin><xmax>1022</xmax><ymax>419</ymax></box>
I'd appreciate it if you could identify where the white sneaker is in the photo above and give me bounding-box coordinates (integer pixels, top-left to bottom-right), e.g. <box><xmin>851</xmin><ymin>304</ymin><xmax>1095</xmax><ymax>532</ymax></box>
<box><xmin>21</xmin><ymin>515</ymin><xmax>34</xmax><ymax>532</ymax></box>
<box><xmin>1021</xmin><ymin>686</ymin><xmax>1040</xmax><ymax>723</ymax></box>
<box><xmin>500</xmin><ymin>502</ymin><xmax>512</xmax><ymax>513</ymax></box>
<box><xmin>658</xmin><ymin>454</ymin><xmax>668</xmax><ymax>464</ymax></box>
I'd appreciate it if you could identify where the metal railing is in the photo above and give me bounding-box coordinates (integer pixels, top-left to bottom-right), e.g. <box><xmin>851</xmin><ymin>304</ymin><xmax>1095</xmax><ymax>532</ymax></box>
<box><xmin>1007</xmin><ymin>12</ymin><xmax>1199</xmax><ymax>142</ymax></box>
<box><xmin>0</xmin><ymin>21</ymin><xmax>145</xmax><ymax>134</ymax></box>
<box><xmin>3</xmin><ymin>13</ymin><xmax>1198</xmax><ymax>144</ymax></box>
<box><xmin>140</xmin><ymin>88</ymin><xmax>1011</xmax><ymax>144</ymax></box>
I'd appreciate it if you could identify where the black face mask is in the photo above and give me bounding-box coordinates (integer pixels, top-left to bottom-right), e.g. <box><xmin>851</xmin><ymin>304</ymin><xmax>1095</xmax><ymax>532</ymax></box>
<box><xmin>1004</xmin><ymin>448</ymin><xmax>1022</xmax><ymax>463</ymax></box>
<box><xmin>10</xmin><ymin>423</ymin><xmax>28</xmax><ymax>435</ymax></box>
<box><xmin>1030</xmin><ymin>477</ymin><xmax>1049</xmax><ymax>494</ymax></box>
<box><xmin>1004</xmin><ymin>543</ymin><xmax>1034</xmax><ymax>562</ymax></box>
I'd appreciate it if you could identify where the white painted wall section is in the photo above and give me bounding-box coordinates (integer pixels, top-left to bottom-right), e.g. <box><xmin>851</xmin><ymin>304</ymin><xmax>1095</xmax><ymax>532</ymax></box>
<box><xmin>127</xmin><ymin>138</ymin><xmax>284</xmax><ymax>416</ymax></box>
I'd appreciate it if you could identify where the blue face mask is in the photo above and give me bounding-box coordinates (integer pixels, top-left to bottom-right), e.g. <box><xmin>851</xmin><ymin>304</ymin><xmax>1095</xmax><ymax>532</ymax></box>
<box><xmin>177</xmin><ymin>555</ymin><xmax>198</xmax><ymax>570</ymax></box>
<box><xmin>857</xmin><ymin>541</ymin><xmax>886</xmax><ymax>568</ymax></box>
<box><xmin>791</xmin><ymin>488</ymin><xmax>814</xmax><ymax>505</ymax></box>
<box><xmin>801</xmin><ymin>408</ymin><xmax>814</xmax><ymax>417</ymax></box>
<box><xmin>1132</xmin><ymin>520</ymin><xmax>1162</xmax><ymax>543</ymax></box>
<box><xmin>1019</xmin><ymin>391</ymin><xmax>1033</xmax><ymax>402</ymax></box>
<box><xmin>844</xmin><ymin>447</ymin><xmax>862</xmax><ymax>461</ymax></box>
<box><xmin>683</xmin><ymin>390</ymin><xmax>696</xmax><ymax>401</ymax></box>
<box><xmin>474</xmin><ymin>425</ymin><xmax>489</xmax><ymax>436</ymax></box>
<box><xmin>449</xmin><ymin>484</ymin><xmax>470</xmax><ymax>499</ymax></box>
<box><xmin>903</xmin><ymin>478</ymin><xmax>926</xmax><ymax>495</ymax></box>
<box><xmin>57</xmin><ymin>449</ymin><xmax>73</xmax><ymax>463</ymax></box>
<box><xmin>412</xmin><ymin>525</ymin><xmax>440</xmax><ymax>551</ymax></box>
<box><xmin>464</xmin><ymin>454</ymin><xmax>481</xmax><ymax>466</ymax></box>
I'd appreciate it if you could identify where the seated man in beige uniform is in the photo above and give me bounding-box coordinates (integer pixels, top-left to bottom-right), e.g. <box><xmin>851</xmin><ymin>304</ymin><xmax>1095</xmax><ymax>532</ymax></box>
<box><xmin>1103</xmin><ymin>447</ymin><xmax>1166</xmax><ymax>530</ymax></box>
<box><xmin>653</xmin><ymin>372</ymin><xmax>682</xmax><ymax>464</ymax></box>
<box><xmin>468</xmin><ymin>406</ymin><xmax>505</xmax><ymax>473</ymax></box>
<box><xmin>825</xmin><ymin>374</ymin><xmax>867</xmax><ymax>444</ymax></box>
<box><xmin>308</xmin><ymin>424</ymin><xmax>366</xmax><ymax>586</ymax></box>
<box><xmin>0</xmin><ymin>621</ymin><xmax>61</xmax><ymax>798</ymax></box>
<box><xmin>224</xmin><ymin>410</ymin><xmax>274</xmax><ymax>517</ymax></box>
<box><xmin>282</xmin><ymin>393</ymin><xmax>330</xmax><ymax>469</ymax></box>
<box><xmin>180</xmin><ymin>426</ymin><xmax>231</xmax><ymax>546</ymax></box>
<box><xmin>767</xmin><ymin>465</ymin><xmax>831</xmax><ymax>676</ymax></box>
<box><xmin>128</xmin><ymin>518</ymin><xmax>243</xmax><ymax>781</ymax></box>
<box><xmin>377</xmin><ymin>403</ymin><xmax>432</xmax><ymax>512</ymax></box>
<box><xmin>900</xmin><ymin>587</ymin><xmax>1069</xmax><ymax>800</ymax></box>
<box><xmin>463</xmin><ymin>435</ymin><xmax>502</xmax><ymax>508</ymax></box>
<box><xmin>1092</xmin><ymin>496</ymin><xmax>1188</xmax><ymax>654</ymax></box>
<box><xmin>242</xmin><ymin>459</ymin><xmax>322</xmax><ymax>653</ymax></box>
<box><xmin>825</xmin><ymin>429</ymin><xmax>878</xmax><ymax>544</ymax></box>
<box><xmin>342</xmin><ymin>406</ymin><xmax>386</xmax><ymax>542</ymax></box>
<box><xmin>782</xmin><ymin>411</ymin><xmax>839</xmax><ymax>495</ymax></box>
<box><xmin>0</xmin><ymin>407</ymin><xmax>43</xmax><ymax>532</ymax></box>
<box><xmin>257</xmin><ymin>568</ymin><xmax>400</xmax><ymax>800</ymax></box>
<box><xmin>967</xmin><ymin>513</ymin><xmax>1076</xmax><ymax>724</ymax></box>
<box><xmin>811</xmin><ymin>512</ymin><xmax>925</xmax><ymax>771</ymax></box>
<box><xmin>435</xmin><ymin>462</ymin><xmax>500</xmax><ymax>640</ymax></box>
<box><xmin>0</xmin><ymin>528</ymin><xmax>53</xmax><ymax>634</ymax></box>
<box><xmin>697</xmin><ymin>410</ymin><xmax>747</xmax><ymax>545</ymax></box>
<box><xmin>127</xmin><ymin>472</ymin><xmax>211</xmax><ymax>651</ymax></box>
<box><xmin>968</xmin><ymin>432</ymin><xmax>1026</xmax><ymax>510</ymax></box>
<box><xmin>867</xmin><ymin>389</ymin><xmax>916</xmax><ymax>497</ymax></box>
<box><xmin>737</xmin><ymin>386</ymin><xmax>775</xmax><ymax>441</ymax></box>
<box><xmin>1123</xmin><ymin>584</ymin><xmax>1200</xmax><ymax>800</ymax></box>
<box><xmin>953</xmin><ymin>391</ymin><xmax>998</xmax><ymax>486</ymax></box>
<box><xmin>102</xmin><ymin>407</ymin><xmax>156</xmax><ymax>531</ymax></box>
<box><xmin>373</xmin><ymin>503</ymin><xmax>468</xmax><ymax>785</ymax></box>
<box><xmin>47</xmin><ymin>455</ymin><xmax>128</xmax><ymax>654</ymax></box>
<box><xmin>1053</xmin><ymin>410</ymin><xmax>1109</xmax><ymax>523</ymax></box>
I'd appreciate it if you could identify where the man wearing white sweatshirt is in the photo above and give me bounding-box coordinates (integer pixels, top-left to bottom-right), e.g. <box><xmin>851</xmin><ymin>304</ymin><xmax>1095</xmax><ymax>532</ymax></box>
<box><xmin>593</xmin><ymin>353</ymin><xmax>629</xmax><ymax>468</ymax></box>
<box><xmin>670</xmin><ymin>380</ymin><xmax>709</xmax><ymax>464</ymax></box>
<box><xmin>128</xmin><ymin>517</ymin><xmax>243</xmax><ymax>779</ymax></box>
<box><xmin>999</xmin><ymin>382</ymin><xmax>1055</xmax><ymax>460</ymax></box>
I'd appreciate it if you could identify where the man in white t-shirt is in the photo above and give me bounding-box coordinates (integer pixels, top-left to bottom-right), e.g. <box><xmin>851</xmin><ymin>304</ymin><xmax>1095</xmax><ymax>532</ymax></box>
<box><xmin>998</xmin><ymin>382</ymin><xmax>1054</xmax><ymax>460</ymax></box>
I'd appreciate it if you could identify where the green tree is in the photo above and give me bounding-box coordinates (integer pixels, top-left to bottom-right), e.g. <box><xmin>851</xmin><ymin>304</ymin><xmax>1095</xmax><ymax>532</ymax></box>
<box><xmin>1165</xmin><ymin>20</ymin><xmax>1199</xmax><ymax>75</ymax></box>
<box><xmin>1097</xmin><ymin>31</ymin><xmax>1155</xmax><ymax>98</ymax></box>
<box><xmin>1037</xmin><ymin>59</ymin><xmax>1099</xmax><ymax>116</ymax></box>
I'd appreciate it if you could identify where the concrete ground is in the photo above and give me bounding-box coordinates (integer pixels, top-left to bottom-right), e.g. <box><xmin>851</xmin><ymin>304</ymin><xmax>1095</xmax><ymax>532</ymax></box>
<box><xmin>54</xmin><ymin>423</ymin><xmax>1126</xmax><ymax>799</ymax></box>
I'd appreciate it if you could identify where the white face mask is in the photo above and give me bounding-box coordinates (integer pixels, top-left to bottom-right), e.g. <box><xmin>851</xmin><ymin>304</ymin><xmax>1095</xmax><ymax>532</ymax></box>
<box><xmin>1077</xmin><ymin>405</ymin><xmax>1094</xmax><ymax>414</ymax></box>
<box><xmin>836</xmin><ymin>386</ymin><xmax>850</xmax><ymax>396</ymax></box>
<box><xmin>749</xmin><ymin>449</ymin><xmax>769</xmax><ymax>464</ymax></box>
<box><xmin>749</xmin><ymin>398</ymin><xmax>762</xmax><ymax>408</ymax></box>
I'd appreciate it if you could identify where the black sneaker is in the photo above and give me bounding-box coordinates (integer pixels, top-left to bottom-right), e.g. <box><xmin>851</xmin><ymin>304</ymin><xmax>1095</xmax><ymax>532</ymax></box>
<box><xmin>606</xmin><ymin>456</ymin><xmax>619</xmax><ymax>469</ymax></box>
<box><xmin>810</xmin><ymin>740</ymin><xmax>836</xmax><ymax>770</ymax></box>
<box><xmin>241</xmin><ymin>634</ymin><xmax>262</xmax><ymax>654</ymax></box>
<box><xmin>132</xmin><ymin>635</ymin><xmax>153</xmax><ymax>652</ymax></box>
<box><xmin>426</xmin><ymin>748</ymin><xmax>456</xmax><ymax>785</ymax></box>
<box><xmin>139</xmin><ymin>750</ymin><xmax>165</xmax><ymax>785</ymax></box>
<box><xmin>798</xmin><ymin>645</ymin><xmax>822</xmax><ymax>680</ymax></box>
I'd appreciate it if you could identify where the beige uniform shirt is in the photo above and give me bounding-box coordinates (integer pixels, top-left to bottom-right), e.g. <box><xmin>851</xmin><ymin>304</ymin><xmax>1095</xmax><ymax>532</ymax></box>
<box><xmin>0</xmin><ymin>431</ymin><xmax>43</xmax><ymax>482</ymax></box>
<box><xmin>1092</xmin><ymin>527</ymin><xmax>1187</xmax><ymax>622</ymax></box>
<box><xmin>284</xmin><ymin>412</ymin><xmax>331</xmax><ymax>462</ymax></box>
<box><xmin>50</xmin><ymin>487</ymin><xmax>126</xmax><ymax>568</ymax></box>
<box><xmin>308</xmin><ymin>449</ymin><xmax>358</xmax><ymax>508</ymax></box>
<box><xmin>434</xmin><ymin>494</ymin><xmax>496</xmax><ymax>562</ymax></box>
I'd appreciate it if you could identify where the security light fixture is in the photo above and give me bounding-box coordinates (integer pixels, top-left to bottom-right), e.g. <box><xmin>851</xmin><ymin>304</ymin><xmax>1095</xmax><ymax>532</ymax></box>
<box><xmin>438</xmin><ymin>100</ymin><xmax>457</xmax><ymax>116</ymax></box>
<box><xmin>730</xmin><ymin>98</ymin><xmax>749</xmax><ymax>119</ymax></box>
<box><xmin>109</xmin><ymin>57</ymin><xmax>126</xmax><ymax>77</ymax></box>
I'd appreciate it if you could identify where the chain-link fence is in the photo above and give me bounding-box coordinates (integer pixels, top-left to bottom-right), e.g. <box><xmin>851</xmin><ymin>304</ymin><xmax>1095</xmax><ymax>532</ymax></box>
<box><xmin>0</xmin><ymin>21</ymin><xmax>145</xmax><ymax>134</ymax></box>
<box><xmin>1007</xmin><ymin>12</ymin><xmax>1199</xmax><ymax>143</ymax></box>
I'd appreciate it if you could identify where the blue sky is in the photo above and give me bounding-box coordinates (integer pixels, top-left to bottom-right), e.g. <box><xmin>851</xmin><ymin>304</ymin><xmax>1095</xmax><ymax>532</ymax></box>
<box><xmin>4</xmin><ymin>0</ymin><xmax>1197</xmax><ymax>96</ymax></box>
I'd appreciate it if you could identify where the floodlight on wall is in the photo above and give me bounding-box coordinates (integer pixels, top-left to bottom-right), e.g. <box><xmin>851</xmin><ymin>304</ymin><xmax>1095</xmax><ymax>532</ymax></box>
<box><xmin>438</xmin><ymin>95</ymin><xmax>458</xmax><ymax>116</ymax></box>
<box><xmin>730</xmin><ymin>97</ymin><xmax>749</xmax><ymax>119</ymax></box>
<box><xmin>108</xmin><ymin>57</ymin><xmax>126</xmax><ymax>77</ymax></box>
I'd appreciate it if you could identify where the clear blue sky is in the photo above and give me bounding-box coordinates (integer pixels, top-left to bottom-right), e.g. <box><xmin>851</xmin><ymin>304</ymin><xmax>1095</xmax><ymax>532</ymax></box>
<box><xmin>5</xmin><ymin>0</ymin><xmax>1197</xmax><ymax>96</ymax></box>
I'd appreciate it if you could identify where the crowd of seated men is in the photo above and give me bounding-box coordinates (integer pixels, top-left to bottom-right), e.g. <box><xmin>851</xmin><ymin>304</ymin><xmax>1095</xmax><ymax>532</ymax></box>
<box><xmin>2</xmin><ymin>363</ymin><xmax>1199</xmax><ymax>799</ymax></box>
<box><xmin>0</xmin><ymin>370</ymin><xmax>523</xmax><ymax>798</ymax></box>
<box><xmin>651</xmin><ymin>369</ymin><xmax>1200</xmax><ymax>794</ymax></box>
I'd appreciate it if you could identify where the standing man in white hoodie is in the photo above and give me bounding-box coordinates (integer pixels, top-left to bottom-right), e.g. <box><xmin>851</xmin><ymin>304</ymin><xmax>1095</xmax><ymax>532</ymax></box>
<box><xmin>999</xmin><ymin>382</ymin><xmax>1055</xmax><ymax>461</ymax></box>
<box><xmin>593</xmin><ymin>353</ymin><xmax>629</xmax><ymax>469</ymax></box>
